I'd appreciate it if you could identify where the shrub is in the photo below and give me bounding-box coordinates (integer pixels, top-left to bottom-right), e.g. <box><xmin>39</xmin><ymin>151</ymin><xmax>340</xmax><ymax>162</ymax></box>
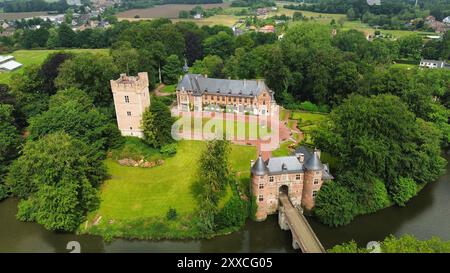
<box><xmin>314</xmin><ymin>182</ymin><xmax>357</xmax><ymax>227</ymax></box>
<box><xmin>215</xmin><ymin>195</ymin><xmax>247</xmax><ymax>230</ymax></box>
<box><xmin>16</xmin><ymin>198</ymin><xmax>37</xmax><ymax>222</ymax></box>
<box><xmin>362</xmin><ymin>178</ymin><xmax>391</xmax><ymax>214</ymax></box>
<box><xmin>0</xmin><ymin>184</ymin><xmax>9</xmax><ymax>200</ymax></box>
<box><xmin>166</xmin><ymin>208</ymin><xmax>178</xmax><ymax>221</ymax></box>
<box><xmin>161</xmin><ymin>143</ymin><xmax>177</xmax><ymax>157</ymax></box>
<box><xmin>389</xmin><ymin>177</ymin><xmax>417</xmax><ymax>206</ymax></box>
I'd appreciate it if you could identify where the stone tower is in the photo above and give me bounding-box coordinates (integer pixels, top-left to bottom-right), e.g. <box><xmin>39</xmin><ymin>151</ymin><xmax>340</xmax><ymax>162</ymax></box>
<box><xmin>110</xmin><ymin>72</ymin><xmax>150</xmax><ymax>138</ymax></box>
<box><xmin>302</xmin><ymin>149</ymin><xmax>324</xmax><ymax>210</ymax></box>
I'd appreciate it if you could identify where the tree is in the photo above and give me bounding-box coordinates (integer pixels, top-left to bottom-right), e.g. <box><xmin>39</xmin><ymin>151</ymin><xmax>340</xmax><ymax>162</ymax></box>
<box><xmin>8</xmin><ymin>133</ymin><xmax>101</xmax><ymax>231</ymax></box>
<box><xmin>28</xmin><ymin>89</ymin><xmax>121</xmax><ymax>158</ymax></box>
<box><xmin>312</xmin><ymin>94</ymin><xmax>446</xmax><ymax>225</ymax></box>
<box><xmin>0</xmin><ymin>104</ymin><xmax>20</xmax><ymax>200</ymax></box>
<box><xmin>55</xmin><ymin>53</ymin><xmax>118</xmax><ymax>107</ymax></box>
<box><xmin>57</xmin><ymin>23</ymin><xmax>77</xmax><ymax>48</ymax></box>
<box><xmin>314</xmin><ymin>182</ymin><xmax>356</xmax><ymax>227</ymax></box>
<box><xmin>398</xmin><ymin>35</ymin><xmax>423</xmax><ymax>60</ymax></box>
<box><xmin>38</xmin><ymin>51</ymin><xmax>74</xmax><ymax>96</ymax></box>
<box><xmin>162</xmin><ymin>54</ymin><xmax>182</xmax><ymax>84</ymax></box>
<box><xmin>111</xmin><ymin>42</ymin><xmax>139</xmax><ymax>75</ymax></box>
<box><xmin>191</xmin><ymin>55</ymin><xmax>224</xmax><ymax>78</ymax></box>
<box><xmin>142</xmin><ymin>98</ymin><xmax>174</xmax><ymax>148</ymax></box>
<box><xmin>389</xmin><ymin>177</ymin><xmax>417</xmax><ymax>207</ymax></box>
<box><xmin>203</xmin><ymin>31</ymin><xmax>235</xmax><ymax>60</ymax></box>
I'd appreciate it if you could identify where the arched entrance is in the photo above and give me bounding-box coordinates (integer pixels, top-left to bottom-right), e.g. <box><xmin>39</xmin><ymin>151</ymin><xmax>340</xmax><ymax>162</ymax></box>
<box><xmin>279</xmin><ymin>185</ymin><xmax>289</xmax><ymax>196</ymax></box>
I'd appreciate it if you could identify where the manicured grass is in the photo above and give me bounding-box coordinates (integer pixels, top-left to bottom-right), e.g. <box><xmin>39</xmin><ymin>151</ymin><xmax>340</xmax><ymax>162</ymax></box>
<box><xmin>291</xmin><ymin>111</ymin><xmax>328</xmax><ymax>123</ymax></box>
<box><xmin>272</xmin><ymin>141</ymin><xmax>294</xmax><ymax>157</ymax></box>
<box><xmin>110</xmin><ymin>137</ymin><xmax>162</xmax><ymax>161</ymax></box>
<box><xmin>87</xmin><ymin>140</ymin><xmax>256</xmax><ymax>223</ymax></box>
<box><xmin>0</xmin><ymin>48</ymin><xmax>109</xmax><ymax>84</ymax></box>
<box><xmin>161</xmin><ymin>84</ymin><xmax>176</xmax><ymax>93</ymax></box>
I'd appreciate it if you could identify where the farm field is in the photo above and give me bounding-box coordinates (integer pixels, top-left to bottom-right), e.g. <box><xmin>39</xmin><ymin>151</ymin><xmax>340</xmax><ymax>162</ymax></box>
<box><xmin>0</xmin><ymin>11</ymin><xmax>49</xmax><ymax>20</ymax></box>
<box><xmin>117</xmin><ymin>3</ymin><xmax>231</xmax><ymax>19</ymax></box>
<box><xmin>0</xmin><ymin>48</ymin><xmax>108</xmax><ymax>84</ymax></box>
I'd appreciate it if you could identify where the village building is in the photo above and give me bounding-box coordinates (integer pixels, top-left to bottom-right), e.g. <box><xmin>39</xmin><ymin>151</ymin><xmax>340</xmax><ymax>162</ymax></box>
<box><xmin>251</xmin><ymin>146</ymin><xmax>333</xmax><ymax>221</ymax></box>
<box><xmin>419</xmin><ymin>59</ymin><xmax>449</xmax><ymax>69</ymax></box>
<box><xmin>111</xmin><ymin>72</ymin><xmax>150</xmax><ymax>138</ymax></box>
<box><xmin>258</xmin><ymin>25</ymin><xmax>275</xmax><ymax>33</ymax></box>
<box><xmin>176</xmin><ymin>74</ymin><xmax>276</xmax><ymax>116</ymax></box>
<box><xmin>0</xmin><ymin>55</ymin><xmax>22</xmax><ymax>72</ymax></box>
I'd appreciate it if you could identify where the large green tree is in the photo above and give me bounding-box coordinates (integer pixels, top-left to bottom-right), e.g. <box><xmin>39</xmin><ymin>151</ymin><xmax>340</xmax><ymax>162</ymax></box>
<box><xmin>55</xmin><ymin>53</ymin><xmax>118</xmax><ymax>107</ymax></box>
<box><xmin>313</xmin><ymin>94</ymin><xmax>446</xmax><ymax>226</ymax></box>
<box><xmin>141</xmin><ymin>98</ymin><xmax>174</xmax><ymax>148</ymax></box>
<box><xmin>7</xmin><ymin>133</ymin><xmax>102</xmax><ymax>231</ymax></box>
<box><xmin>162</xmin><ymin>54</ymin><xmax>182</xmax><ymax>84</ymax></box>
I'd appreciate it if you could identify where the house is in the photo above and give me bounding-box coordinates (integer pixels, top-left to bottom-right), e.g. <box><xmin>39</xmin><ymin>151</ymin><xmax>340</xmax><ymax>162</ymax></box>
<box><xmin>419</xmin><ymin>59</ymin><xmax>447</xmax><ymax>69</ymax></box>
<box><xmin>193</xmin><ymin>13</ymin><xmax>202</xmax><ymax>20</ymax></box>
<box><xmin>251</xmin><ymin>146</ymin><xmax>333</xmax><ymax>220</ymax></box>
<box><xmin>258</xmin><ymin>25</ymin><xmax>275</xmax><ymax>33</ymax></box>
<box><xmin>110</xmin><ymin>73</ymin><xmax>150</xmax><ymax>138</ymax></box>
<box><xmin>443</xmin><ymin>16</ymin><xmax>450</xmax><ymax>24</ymax></box>
<box><xmin>176</xmin><ymin>74</ymin><xmax>276</xmax><ymax>116</ymax></box>
<box><xmin>0</xmin><ymin>55</ymin><xmax>22</xmax><ymax>72</ymax></box>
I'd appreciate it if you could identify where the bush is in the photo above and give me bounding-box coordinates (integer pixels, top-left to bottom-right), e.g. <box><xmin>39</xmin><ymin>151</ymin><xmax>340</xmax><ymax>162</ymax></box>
<box><xmin>16</xmin><ymin>198</ymin><xmax>37</xmax><ymax>222</ymax></box>
<box><xmin>314</xmin><ymin>182</ymin><xmax>357</xmax><ymax>227</ymax></box>
<box><xmin>166</xmin><ymin>208</ymin><xmax>178</xmax><ymax>221</ymax></box>
<box><xmin>389</xmin><ymin>177</ymin><xmax>417</xmax><ymax>206</ymax></box>
<box><xmin>0</xmin><ymin>184</ymin><xmax>9</xmax><ymax>200</ymax></box>
<box><xmin>362</xmin><ymin>178</ymin><xmax>391</xmax><ymax>214</ymax></box>
<box><xmin>161</xmin><ymin>143</ymin><xmax>177</xmax><ymax>157</ymax></box>
<box><xmin>215</xmin><ymin>195</ymin><xmax>247</xmax><ymax>230</ymax></box>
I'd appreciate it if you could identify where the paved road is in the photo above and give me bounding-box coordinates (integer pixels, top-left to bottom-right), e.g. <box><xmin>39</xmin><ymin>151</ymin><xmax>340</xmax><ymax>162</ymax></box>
<box><xmin>279</xmin><ymin>193</ymin><xmax>325</xmax><ymax>253</ymax></box>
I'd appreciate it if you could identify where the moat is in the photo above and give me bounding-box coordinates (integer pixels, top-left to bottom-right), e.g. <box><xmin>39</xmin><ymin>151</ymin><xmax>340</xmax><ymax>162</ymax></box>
<box><xmin>0</xmin><ymin>151</ymin><xmax>449</xmax><ymax>253</ymax></box>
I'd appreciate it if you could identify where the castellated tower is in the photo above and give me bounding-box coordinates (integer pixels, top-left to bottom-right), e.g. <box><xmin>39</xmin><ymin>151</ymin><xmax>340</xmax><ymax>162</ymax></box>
<box><xmin>110</xmin><ymin>72</ymin><xmax>150</xmax><ymax>138</ymax></box>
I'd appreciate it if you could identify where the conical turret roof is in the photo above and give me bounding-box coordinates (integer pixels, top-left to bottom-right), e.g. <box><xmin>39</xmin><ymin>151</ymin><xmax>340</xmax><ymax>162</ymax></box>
<box><xmin>251</xmin><ymin>154</ymin><xmax>268</xmax><ymax>176</ymax></box>
<box><xmin>303</xmin><ymin>151</ymin><xmax>323</xmax><ymax>171</ymax></box>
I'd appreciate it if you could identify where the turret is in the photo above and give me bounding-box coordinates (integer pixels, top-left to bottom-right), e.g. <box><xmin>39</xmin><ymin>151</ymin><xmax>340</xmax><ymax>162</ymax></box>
<box><xmin>251</xmin><ymin>154</ymin><xmax>267</xmax><ymax>176</ymax></box>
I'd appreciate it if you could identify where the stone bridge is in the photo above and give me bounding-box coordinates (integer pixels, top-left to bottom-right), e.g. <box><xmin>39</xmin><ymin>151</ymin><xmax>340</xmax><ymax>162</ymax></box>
<box><xmin>278</xmin><ymin>193</ymin><xmax>326</xmax><ymax>253</ymax></box>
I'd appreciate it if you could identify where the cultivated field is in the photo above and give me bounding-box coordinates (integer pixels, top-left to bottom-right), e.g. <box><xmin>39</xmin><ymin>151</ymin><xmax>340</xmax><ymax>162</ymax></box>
<box><xmin>117</xmin><ymin>3</ymin><xmax>231</xmax><ymax>19</ymax></box>
<box><xmin>0</xmin><ymin>48</ymin><xmax>108</xmax><ymax>84</ymax></box>
<box><xmin>0</xmin><ymin>11</ymin><xmax>49</xmax><ymax>20</ymax></box>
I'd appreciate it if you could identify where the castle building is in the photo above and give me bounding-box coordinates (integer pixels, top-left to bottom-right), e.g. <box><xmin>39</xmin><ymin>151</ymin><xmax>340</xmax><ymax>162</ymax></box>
<box><xmin>176</xmin><ymin>74</ymin><xmax>276</xmax><ymax>116</ymax></box>
<box><xmin>111</xmin><ymin>72</ymin><xmax>150</xmax><ymax>138</ymax></box>
<box><xmin>251</xmin><ymin>146</ymin><xmax>334</xmax><ymax>221</ymax></box>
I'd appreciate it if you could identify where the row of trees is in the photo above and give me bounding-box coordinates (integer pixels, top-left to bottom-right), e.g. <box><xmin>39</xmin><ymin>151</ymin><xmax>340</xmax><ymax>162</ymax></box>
<box><xmin>0</xmin><ymin>51</ymin><xmax>124</xmax><ymax>231</ymax></box>
<box><xmin>193</xmin><ymin>140</ymin><xmax>248</xmax><ymax>235</ymax></box>
<box><xmin>330</xmin><ymin>234</ymin><xmax>450</xmax><ymax>253</ymax></box>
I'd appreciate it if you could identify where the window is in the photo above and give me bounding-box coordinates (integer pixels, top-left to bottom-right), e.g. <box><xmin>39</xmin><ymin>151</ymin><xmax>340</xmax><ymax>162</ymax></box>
<box><xmin>259</xmin><ymin>183</ymin><xmax>264</xmax><ymax>189</ymax></box>
<box><xmin>124</xmin><ymin>96</ymin><xmax>130</xmax><ymax>103</ymax></box>
<box><xmin>127</xmin><ymin>111</ymin><xmax>131</xmax><ymax>116</ymax></box>
<box><xmin>130</xmin><ymin>127</ymin><xmax>133</xmax><ymax>130</ymax></box>
<box><xmin>258</xmin><ymin>195</ymin><xmax>264</xmax><ymax>202</ymax></box>
<box><xmin>269</xmin><ymin>176</ymin><xmax>274</xmax><ymax>182</ymax></box>
<box><xmin>312</xmin><ymin>191</ymin><xmax>318</xmax><ymax>198</ymax></box>
<box><xmin>316</xmin><ymin>171</ymin><xmax>320</xmax><ymax>175</ymax></box>
<box><xmin>296</xmin><ymin>174</ymin><xmax>301</xmax><ymax>180</ymax></box>
<box><xmin>314</xmin><ymin>179</ymin><xmax>319</xmax><ymax>185</ymax></box>
<box><xmin>263</xmin><ymin>101</ymin><xmax>266</xmax><ymax>105</ymax></box>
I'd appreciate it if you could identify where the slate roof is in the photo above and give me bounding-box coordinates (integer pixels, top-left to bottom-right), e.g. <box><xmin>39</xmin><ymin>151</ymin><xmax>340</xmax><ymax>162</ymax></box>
<box><xmin>266</xmin><ymin>156</ymin><xmax>303</xmax><ymax>175</ymax></box>
<box><xmin>251</xmin><ymin>155</ymin><xmax>268</xmax><ymax>176</ymax></box>
<box><xmin>177</xmin><ymin>74</ymin><xmax>272</xmax><ymax>98</ymax></box>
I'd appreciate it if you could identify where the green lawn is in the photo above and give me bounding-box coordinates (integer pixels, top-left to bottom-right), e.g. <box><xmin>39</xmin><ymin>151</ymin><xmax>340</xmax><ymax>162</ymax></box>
<box><xmin>88</xmin><ymin>140</ymin><xmax>256</xmax><ymax>223</ymax></box>
<box><xmin>272</xmin><ymin>141</ymin><xmax>294</xmax><ymax>157</ymax></box>
<box><xmin>0</xmin><ymin>48</ymin><xmax>109</xmax><ymax>84</ymax></box>
<box><xmin>291</xmin><ymin>111</ymin><xmax>328</xmax><ymax>123</ymax></box>
<box><xmin>161</xmin><ymin>84</ymin><xmax>176</xmax><ymax>93</ymax></box>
